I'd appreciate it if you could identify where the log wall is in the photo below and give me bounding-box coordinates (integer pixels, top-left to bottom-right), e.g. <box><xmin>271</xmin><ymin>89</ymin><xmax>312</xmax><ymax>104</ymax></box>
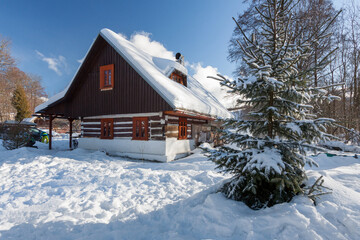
<box><xmin>82</xmin><ymin>114</ymin><xmax>166</xmax><ymax>140</ymax></box>
<box><xmin>81</xmin><ymin>112</ymin><xmax>208</xmax><ymax>141</ymax></box>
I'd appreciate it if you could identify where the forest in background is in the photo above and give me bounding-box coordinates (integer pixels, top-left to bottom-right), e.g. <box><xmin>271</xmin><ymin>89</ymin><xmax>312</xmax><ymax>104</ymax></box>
<box><xmin>0</xmin><ymin>37</ymin><xmax>47</xmax><ymax>122</ymax></box>
<box><xmin>229</xmin><ymin>0</ymin><xmax>360</xmax><ymax>140</ymax></box>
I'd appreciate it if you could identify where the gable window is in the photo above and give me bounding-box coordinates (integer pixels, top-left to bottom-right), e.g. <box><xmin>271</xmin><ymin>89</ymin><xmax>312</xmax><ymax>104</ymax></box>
<box><xmin>170</xmin><ymin>72</ymin><xmax>186</xmax><ymax>86</ymax></box>
<box><xmin>100</xmin><ymin>64</ymin><xmax>114</xmax><ymax>90</ymax></box>
<box><xmin>178</xmin><ymin>117</ymin><xmax>187</xmax><ymax>140</ymax></box>
<box><xmin>101</xmin><ymin>118</ymin><xmax>114</xmax><ymax>139</ymax></box>
<box><xmin>132</xmin><ymin>117</ymin><xmax>148</xmax><ymax>140</ymax></box>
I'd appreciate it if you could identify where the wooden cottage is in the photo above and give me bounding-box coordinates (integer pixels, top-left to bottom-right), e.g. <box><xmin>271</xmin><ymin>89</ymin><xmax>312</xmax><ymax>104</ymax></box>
<box><xmin>35</xmin><ymin>28</ymin><xmax>232</xmax><ymax>162</ymax></box>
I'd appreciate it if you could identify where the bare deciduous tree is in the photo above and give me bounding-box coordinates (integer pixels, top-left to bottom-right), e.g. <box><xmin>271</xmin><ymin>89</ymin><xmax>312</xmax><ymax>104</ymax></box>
<box><xmin>0</xmin><ymin>37</ymin><xmax>47</xmax><ymax>122</ymax></box>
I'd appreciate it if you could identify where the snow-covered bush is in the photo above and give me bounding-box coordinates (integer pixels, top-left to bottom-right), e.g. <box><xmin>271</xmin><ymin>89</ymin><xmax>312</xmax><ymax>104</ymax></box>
<box><xmin>206</xmin><ymin>0</ymin><xmax>339</xmax><ymax>209</ymax></box>
<box><xmin>2</xmin><ymin>124</ymin><xmax>31</xmax><ymax>150</ymax></box>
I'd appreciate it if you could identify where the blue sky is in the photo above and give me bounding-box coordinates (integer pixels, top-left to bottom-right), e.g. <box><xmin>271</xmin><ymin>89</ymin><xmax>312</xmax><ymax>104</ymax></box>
<box><xmin>0</xmin><ymin>0</ymin><xmax>248</xmax><ymax>97</ymax></box>
<box><xmin>0</xmin><ymin>0</ymin><xmax>344</xmax><ymax>98</ymax></box>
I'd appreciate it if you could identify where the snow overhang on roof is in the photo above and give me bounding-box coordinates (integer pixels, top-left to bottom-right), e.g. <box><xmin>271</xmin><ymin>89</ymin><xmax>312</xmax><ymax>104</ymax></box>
<box><xmin>35</xmin><ymin>28</ymin><xmax>233</xmax><ymax>119</ymax></box>
<box><xmin>35</xmin><ymin>90</ymin><xmax>66</xmax><ymax>113</ymax></box>
<box><xmin>152</xmin><ymin>57</ymin><xmax>188</xmax><ymax>77</ymax></box>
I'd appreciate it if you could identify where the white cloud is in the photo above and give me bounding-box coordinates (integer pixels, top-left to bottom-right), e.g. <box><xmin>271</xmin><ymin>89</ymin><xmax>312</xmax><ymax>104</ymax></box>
<box><xmin>189</xmin><ymin>63</ymin><xmax>237</xmax><ymax>109</ymax></box>
<box><xmin>77</xmin><ymin>57</ymin><xmax>85</xmax><ymax>64</ymax></box>
<box><xmin>35</xmin><ymin>50</ymin><xmax>67</xmax><ymax>76</ymax></box>
<box><xmin>119</xmin><ymin>31</ymin><xmax>175</xmax><ymax>60</ymax></box>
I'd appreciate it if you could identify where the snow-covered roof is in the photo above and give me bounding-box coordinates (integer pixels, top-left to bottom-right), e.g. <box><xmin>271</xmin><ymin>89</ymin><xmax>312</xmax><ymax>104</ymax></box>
<box><xmin>36</xmin><ymin>28</ymin><xmax>233</xmax><ymax>119</ymax></box>
<box><xmin>35</xmin><ymin>90</ymin><xmax>66</xmax><ymax>113</ymax></box>
<box><xmin>23</xmin><ymin>117</ymin><xmax>37</xmax><ymax>123</ymax></box>
<box><xmin>3</xmin><ymin>120</ymin><xmax>36</xmax><ymax>126</ymax></box>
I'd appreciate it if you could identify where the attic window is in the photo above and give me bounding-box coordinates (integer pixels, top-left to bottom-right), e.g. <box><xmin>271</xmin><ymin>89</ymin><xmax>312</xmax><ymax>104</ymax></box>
<box><xmin>170</xmin><ymin>72</ymin><xmax>186</xmax><ymax>86</ymax></box>
<box><xmin>101</xmin><ymin>118</ymin><xmax>114</xmax><ymax>139</ymax></box>
<box><xmin>100</xmin><ymin>64</ymin><xmax>114</xmax><ymax>90</ymax></box>
<box><xmin>132</xmin><ymin>117</ymin><xmax>148</xmax><ymax>140</ymax></box>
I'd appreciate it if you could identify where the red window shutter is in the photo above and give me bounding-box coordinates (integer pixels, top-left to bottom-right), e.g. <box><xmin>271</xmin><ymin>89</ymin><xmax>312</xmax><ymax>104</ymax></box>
<box><xmin>100</xmin><ymin>118</ymin><xmax>114</xmax><ymax>139</ymax></box>
<box><xmin>132</xmin><ymin>117</ymin><xmax>149</xmax><ymax>140</ymax></box>
<box><xmin>178</xmin><ymin>117</ymin><xmax>187</xmax><ymax>140</ymax></box>
<box><xmin>170</xmin><ymin>72</ymin><xmax>186</xmax><ymax>86</ymax></box>
<box><xmin>100</xmin><ymin>64</ymin><xmax>114</xmax><ymax>90</ymax></box>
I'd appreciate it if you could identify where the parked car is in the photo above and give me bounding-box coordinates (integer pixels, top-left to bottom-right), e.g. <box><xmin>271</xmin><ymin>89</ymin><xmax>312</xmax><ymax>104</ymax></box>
<box><xmin>1</xmin><ymin>121</ymin><xmax>48</xmax><ymax>149</ymax></box>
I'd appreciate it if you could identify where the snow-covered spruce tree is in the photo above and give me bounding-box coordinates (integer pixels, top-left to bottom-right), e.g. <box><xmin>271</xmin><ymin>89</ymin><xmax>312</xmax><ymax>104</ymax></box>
<box><xmin>207</xmin><ymin>0</ymin><xmax>339</xmax><ymax>209</ymax></box>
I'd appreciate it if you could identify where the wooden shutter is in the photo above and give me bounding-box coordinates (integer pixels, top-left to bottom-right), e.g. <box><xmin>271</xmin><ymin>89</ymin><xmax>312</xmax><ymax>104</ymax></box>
<box><xmin>178</xmin><ymin>117</ymin><xmax>187</xmax><ymax>140</ymax></box>
<box><xmin>100</xmin><ymin>64</ymin><xmax>114</xmax><ymax>90</ymax></box>
<box><xmin>132</xmin><ymin>117</ymin><xmax>149</xmax><ymax>140</ymax></box>
<box><xmin>100</xmin><ymin>118</ymin><xmax>114</xmax><ymax>139</ymax></box>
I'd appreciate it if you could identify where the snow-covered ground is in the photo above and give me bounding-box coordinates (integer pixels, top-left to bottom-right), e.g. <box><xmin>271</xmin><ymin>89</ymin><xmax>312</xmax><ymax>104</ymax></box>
<box><xmin>0</xmin><ymin>137</ymin><xmax>359</xmax><ymax>239</ymax></box>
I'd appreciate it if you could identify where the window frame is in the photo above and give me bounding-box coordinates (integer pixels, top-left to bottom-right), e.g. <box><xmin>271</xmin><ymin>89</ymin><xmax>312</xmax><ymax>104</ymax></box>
<box><xmin>100</xmin><ymin>118</ymin><xmax>114</xmax><ymax>139</ymax></box>
<box><xmin>170</xmin><ymin>72</ymin><xmax>186</xmax><ymax>86</ymax></box>
<box><xmin>132</xmin><ymin>117</ymin><xmax>149</xmax><ymax>141</ymax></box>
<box><xmin>100</xmin><ymin>64</ymin><xmax>114</xmax><ymax>90</ymax></box>
<box><xmin>178</xmin><ymin>117</ymin><xmax>188</xmax><ymax>140</ymax></box>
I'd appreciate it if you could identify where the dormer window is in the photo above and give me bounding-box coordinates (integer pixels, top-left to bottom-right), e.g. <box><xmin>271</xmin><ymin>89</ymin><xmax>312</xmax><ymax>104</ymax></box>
<box><xmin>100</xmin><ymin>64</ymin><xmax>114</xmax><ymax>90</ymax></box>
<box><xmin>170</xmin><ymin>72</ymin><xmax>187</xmax><ymax>86</ymax></box>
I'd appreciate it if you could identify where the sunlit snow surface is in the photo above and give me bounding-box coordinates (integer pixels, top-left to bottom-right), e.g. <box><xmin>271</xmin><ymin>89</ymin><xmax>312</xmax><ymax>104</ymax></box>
<box><xmin>0</xmin><ymin>137</ymin><xmax>359</xmax><ymax>239</ymax></box>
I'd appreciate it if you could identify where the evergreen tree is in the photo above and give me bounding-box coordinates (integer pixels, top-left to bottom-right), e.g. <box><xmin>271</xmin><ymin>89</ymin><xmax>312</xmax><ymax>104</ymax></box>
<box><xmin>11</xmin><ymin>85</ymin><xmax>31</xmax><ymax>122</ymax></box>
<box><xmin>207</xmin><ymin>0</ymin><xmax>339</xmax><ymax>209</ymax></box>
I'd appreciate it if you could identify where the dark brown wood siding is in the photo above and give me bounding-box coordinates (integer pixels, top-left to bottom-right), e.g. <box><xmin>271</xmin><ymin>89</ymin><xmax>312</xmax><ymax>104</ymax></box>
<box><xmin>45</xmin><ymin>36</ymin><xmax>172</xmax><ymax>117</ymax></box>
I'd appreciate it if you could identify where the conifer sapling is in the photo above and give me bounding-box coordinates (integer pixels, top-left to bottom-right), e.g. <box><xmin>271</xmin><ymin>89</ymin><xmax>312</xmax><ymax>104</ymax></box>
<box><xmin>206</xmin><ymin>0</ymin><xmax>339</xmax><ymax>209</ymax></box>
<box><xmin>11</xmin><ymin>85</ymin><xmax>31</xmax><ymax>122</ymax></box>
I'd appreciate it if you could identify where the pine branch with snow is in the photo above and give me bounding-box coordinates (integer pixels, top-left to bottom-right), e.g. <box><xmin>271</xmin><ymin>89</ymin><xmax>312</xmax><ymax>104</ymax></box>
<box><xmin>304</xmin><ymin>176</ymin><xmax>332</xmax><ymax>206</ymax></box>
<box><xmin>206</xmin><ymin>0</ymin><xmax>339</xmax><ymax>209</ymax></box>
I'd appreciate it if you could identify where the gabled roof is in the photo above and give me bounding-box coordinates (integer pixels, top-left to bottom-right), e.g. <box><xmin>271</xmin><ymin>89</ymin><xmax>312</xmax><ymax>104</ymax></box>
<box><xmin>36</xmin><ymin>28</ymin><xmax>233</xmax><ymax>119</ymax></box>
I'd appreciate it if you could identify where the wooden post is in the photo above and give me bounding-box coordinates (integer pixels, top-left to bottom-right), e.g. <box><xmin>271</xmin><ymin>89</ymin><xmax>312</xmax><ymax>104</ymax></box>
<box><xmin>49</xmin><ymin>115</ymin><xmax>53</xmax><ymax>150</ymax></box>
<box><xmin>69</xmin><ymin>118</ymin><xmax>74</xmax><ymax>149</ymax></box>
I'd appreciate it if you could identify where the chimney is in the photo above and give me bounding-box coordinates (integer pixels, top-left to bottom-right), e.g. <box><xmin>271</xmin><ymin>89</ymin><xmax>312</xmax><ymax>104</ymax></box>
<box><xmin>175</xmin><ymin>52</ymin><xmax>184</xmax><ymax>65</ymax></box>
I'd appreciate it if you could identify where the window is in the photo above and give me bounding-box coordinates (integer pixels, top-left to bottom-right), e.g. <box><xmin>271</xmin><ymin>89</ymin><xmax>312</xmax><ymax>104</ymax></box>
<box><xmin>170</xmin><ymin>72</ymin><xmax>186</xmax><ymax>86</ymax></box>
<box><xmin>100</xmin><ymin>64</ymin><xmax>114</xmax><ymax>90</ymax></box>
<box><xmin>132</xmin><ymin>117</ymin><xmax>148</xmax><ymax>140</ymax></box>
<box><xmin>101</xmin><ymin>119</ymin><xmax>114</xmax><ymax>139</ymax></box>
<box><xmin>178</xmin><ymin>117</ymin><xmax>187</xmax><ymax>140</ymax></box>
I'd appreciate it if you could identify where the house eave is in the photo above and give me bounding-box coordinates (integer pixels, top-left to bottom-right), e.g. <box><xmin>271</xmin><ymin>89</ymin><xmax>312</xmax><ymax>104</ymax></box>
<box><xmin>164</xmin><ymin>110</ymin><xmax>216</xmax><ymax>121</ymax></box>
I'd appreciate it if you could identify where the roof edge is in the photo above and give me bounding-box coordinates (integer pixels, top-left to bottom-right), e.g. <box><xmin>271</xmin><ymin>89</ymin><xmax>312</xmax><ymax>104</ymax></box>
<box><xmin>35</xmin><ymin>33</ymin><xmax>102</xmax><ymax>113</ymax></box>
